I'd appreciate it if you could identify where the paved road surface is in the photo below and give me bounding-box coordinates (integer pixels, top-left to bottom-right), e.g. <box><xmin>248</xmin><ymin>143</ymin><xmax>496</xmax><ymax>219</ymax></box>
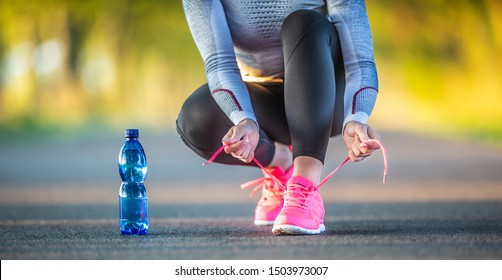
<box><xmin>1</xmin><ymin>130</ymin><xmax>501</xmax><ymax>259</ymax></box>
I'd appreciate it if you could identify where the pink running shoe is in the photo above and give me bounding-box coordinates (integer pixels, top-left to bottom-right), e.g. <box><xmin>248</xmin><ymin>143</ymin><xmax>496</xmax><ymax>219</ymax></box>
<box><xmin>241</xmin><ymin>166</ymin><xmax>293</xmax><ymax>226</ymax></box>
<box><xmin>272</xmin><ymin>176</ymin><xmax>325</xmax><ymax>235</ymax></box>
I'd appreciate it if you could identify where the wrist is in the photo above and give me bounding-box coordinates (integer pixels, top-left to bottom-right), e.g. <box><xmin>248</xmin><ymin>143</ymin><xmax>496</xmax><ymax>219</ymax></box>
<box><xmin>342</xmin><ymin>112</ymin><xmax>369</xmax><ymax>135</ymax></box>
<box><xmin>240</xmin><ymin>118</ymin><xmax>259</xmax><ymax>131</ymax></box>
<box><xmin>343</xmin><ymin>120</ymin><xmax>359</xmax><ymax>136</ymax></box>
<box><xmin>230</xmin><ymin>111</ymin><xmax>257</xmax><ymax>127</ymax></box>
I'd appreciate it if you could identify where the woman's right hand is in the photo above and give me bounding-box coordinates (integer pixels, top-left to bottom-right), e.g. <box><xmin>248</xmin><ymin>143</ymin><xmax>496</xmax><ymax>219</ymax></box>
<box><xmin>222</xmin><ymin>119</ymin><xmax>260</xmax><ymax>163</ymax></box>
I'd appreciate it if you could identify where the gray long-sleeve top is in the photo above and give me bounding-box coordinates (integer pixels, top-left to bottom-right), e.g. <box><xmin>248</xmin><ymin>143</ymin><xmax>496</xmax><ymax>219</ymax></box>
<box><xmin>182</xmin><ymin>0</ymin><xmax>378</xmax><ymax>128</ymax></box>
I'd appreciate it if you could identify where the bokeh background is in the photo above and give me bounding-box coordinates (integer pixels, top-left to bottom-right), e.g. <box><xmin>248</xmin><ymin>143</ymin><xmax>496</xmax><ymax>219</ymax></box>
<box><xmin>1</xmin><ymin>0</ymin><xmax>501</xmax><ymax>142</ymax></box>
<box><xmin>1</xmin><ymin>0</ymin><xmax>502</xmax><ymax>260</ymax></box>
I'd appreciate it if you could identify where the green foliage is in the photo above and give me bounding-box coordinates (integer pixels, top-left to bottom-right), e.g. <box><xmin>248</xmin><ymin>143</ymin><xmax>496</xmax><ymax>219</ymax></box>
<box><xmin>0</xmin><ymin>0</ymin><xmax>501</xmax><ymax>144</ymax></box>
<box><xmin>367</xmin><ymin>0</ymin><xmax>502</xmax><ymax>143</ymax></box>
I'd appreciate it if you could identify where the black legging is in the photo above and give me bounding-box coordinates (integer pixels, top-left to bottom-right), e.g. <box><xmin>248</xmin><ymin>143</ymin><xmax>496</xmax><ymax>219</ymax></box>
<box><xmin>176</xmin><ymin>10</ymin><xmax>345</xmax><ymax>166</ymax></box>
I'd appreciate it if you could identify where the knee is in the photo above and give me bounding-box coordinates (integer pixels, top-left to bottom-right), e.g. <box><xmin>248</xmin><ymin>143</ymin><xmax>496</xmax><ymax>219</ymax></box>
<box><xmin>281</xmin><ymin>10</ymin><xmax>331</xmax><ymax>40</ymax></box>
<box><xmin>176</xmin><ymin>84</ymin><xmax>214</xmax><ymax>150</ymax></box>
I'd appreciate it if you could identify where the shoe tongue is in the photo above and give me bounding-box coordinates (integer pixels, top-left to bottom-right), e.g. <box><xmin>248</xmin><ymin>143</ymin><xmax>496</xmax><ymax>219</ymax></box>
<box><xmin>264</xmin><ymin>166</ymin><xmax>285</xmax><ymax>178</ymax></box>
<box><xmin>289</xmin><ymin>176</ymin><xmax>314</xmax><ymax>189</ymax></box>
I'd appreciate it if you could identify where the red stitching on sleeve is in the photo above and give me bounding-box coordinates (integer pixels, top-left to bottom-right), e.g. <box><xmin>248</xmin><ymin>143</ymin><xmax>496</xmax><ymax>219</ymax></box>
<box><xmin>211</xmin><ymin>89</ymin><xmax>243</xmax><ymax>111</ymax></box>
<box><xmin>352</xmin><ymin>86</ymin><xmax>378</xmax><ymax>114</ymax></box>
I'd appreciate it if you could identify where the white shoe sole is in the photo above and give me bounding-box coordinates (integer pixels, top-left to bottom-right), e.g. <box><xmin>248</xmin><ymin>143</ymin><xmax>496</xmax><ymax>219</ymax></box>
<box><xmin>272</xmin><ymin>223</ymin><xmax>325</xmax><ymax>235</ymax></box>
<box><xmin>254</xmin><ymin>220</ymin><xmax>274</xmax><ymax>226</ymax></box>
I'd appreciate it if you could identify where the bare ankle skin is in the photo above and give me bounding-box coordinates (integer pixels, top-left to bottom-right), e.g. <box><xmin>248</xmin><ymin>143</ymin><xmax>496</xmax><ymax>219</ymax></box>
<box><xmin>268</xmin><ymin>142</ymin><xmax>293</xmax><ymax>171</ymax></box>
<box><xmin>292</xmin><ymin>156</ymin><xmax>323</xmax><ymax>186</ymax></box>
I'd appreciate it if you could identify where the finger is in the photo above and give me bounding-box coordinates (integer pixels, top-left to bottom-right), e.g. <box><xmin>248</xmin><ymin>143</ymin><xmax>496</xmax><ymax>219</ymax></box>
<box><xmin>232</xmin><ymin>148</ymin><xmax>253</xmax><ymax>163</ymax></box>
<box><xmin>240</xmin><ymin>148</ymin><xmax>254</xmax><ymax>163</ymax></box>
<box><xmin>353</xmin><ymin>139</ymin><xmax>374</xmax><ymax>158</ymax></box>
<box><xmin>353</xmin><ymin>127</ymin><xmax>370</xmax><ymax>154</ymax></box>
<box><xmin>361</xmin><ymin>140</ymin><xmax>381</xmax><ymax>151</ymax></box>
<box><xmin>223</xmin><ymin>140</ymin><xmax>241</xmax><ymax>155</ymax></box>
<box><xmin>355</xmin><ymin>124</ymin><xmax>370</xmax><ymax>141</ymax></box>
<box><xmin>359</xmin><ymin>144</ymin><xmax>377</xmax><ymax>155</ymax></box>
<box><xmin>351</xmin><ymin>143</ymin><xmax>363</xmax><ymax>157</ymax></box>
<box><xmin>230</xmin><ymin>126</ymin><xmax>246</xmax><ymax>141</ymax></box>
<box><xmin>222</xmin><ymin>127</ymin><xmax>237</xmax><ymax>144</ymax></box>
<box><xmin>361</xmin><ymin>127</ymin><xmax>381</xmax><ymax>150</ymax></box>
<box><xmin>246</xmin><ymin>151</ymin><xmax>255</xmax><ymax>163</ymax></box>
<box><xmin>354</xmin><ymin>133</ymin><xmax>362</xmax><ymax>144</ymax></box>
<box><xmin>234</xmin><ymin>142</ymin><xmax>246</xmax><ymax>156</ymax></box>
<box><xmin>226</xmin><ymin>139</ymin><xmax>249</xmax><ymax>154</ymax></box>
<box><xmin>222</xmin><ymin>125</ymin><xmax>248</xmax><ymax>146</ymax></box>
<box><xmin>225</xmin><ymin>143</ymin><xmax>238</xmax><ymax>154</ymax></box>
<box><xmin>233</xmin><ymin>140</ymin><xmax>250</xmax><ymax>157</ymax></box>
<box><xmin>359</xmin><ymin>152</ymin><xmax>372</xmax><ymax>158</ymax></box>
<box><xmin>223</xmin><ymin>137</ymin><xmax>243</xmax><ymax>154</ymax></box>
<box><xmin>360</xmin><ymin>136</ymin><xmax>380</xmax><ymax>151</ymax></box>
<box><xmin>367</xmin><ymin>126</ymin><xmax>380</xmax><ymax>141</ymax></box>
<box><xmin>222</xmin><ymin>138</ymin><xmax>238</xmax><ymax>147</ymax></box>
<box><xmin>348</xmin><ymin>150</ymin><xmax>359</xmax><ymax>162</ymax></box>
<box><xmin>349</xmin><ymin>151</ymin><xmax>365</xmax><ymax>162</ymax></box>
<box><xmin>240</xmin><ymin>144</ymin><xmax>252</xmax><ymax>160</ymax></box>
<box><xmin>351</xmin><ymin>145</ymin><xmax>360</xmax><ymax>157</ymax></box>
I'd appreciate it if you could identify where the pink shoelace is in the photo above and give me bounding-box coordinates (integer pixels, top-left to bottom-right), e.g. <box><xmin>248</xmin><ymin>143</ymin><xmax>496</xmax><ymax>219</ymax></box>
<box><xmin>284</xmin><ymin>184</ymin><xmax>311</xmax><ymax>209</ymax></box>
<box><xmin>203</xmin><ymin>139</ymin><xmax>388</xmax><ymax>190</ymax></box>
<box><xmin>203</xmin><ymin>145</ymin><xmax>286</xmax><ymax>189</ymax></box>
<box><xmin>240</xmin><ymin>173</ymin><xmax>284</xmax><ymax>198</ymax></box>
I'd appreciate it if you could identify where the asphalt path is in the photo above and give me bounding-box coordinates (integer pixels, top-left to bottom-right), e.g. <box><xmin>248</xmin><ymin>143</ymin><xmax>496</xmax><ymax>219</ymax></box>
<box><xmin>1</xmin><ymin>130</ymin><xmax>501</xmax><ymax>259</ymax></box>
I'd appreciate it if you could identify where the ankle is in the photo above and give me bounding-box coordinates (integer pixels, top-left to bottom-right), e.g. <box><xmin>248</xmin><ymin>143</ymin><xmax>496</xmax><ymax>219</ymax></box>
<box><xmin>269</xmin><ymin>142</ymin><xmax>293</xmax><ymax>171</ymax></box>
<box><xmin>288</xmin><ymin>175</ymin><xmax>315</xmax><ymax>188</ymax></box>
<box><xmin>292</xmin><ymin>156</ymin><xmax>322</xmax><ymax>186</ymax></box>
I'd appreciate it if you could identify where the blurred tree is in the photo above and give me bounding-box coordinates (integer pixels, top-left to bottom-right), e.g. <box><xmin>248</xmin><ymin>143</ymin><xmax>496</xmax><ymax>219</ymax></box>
<box><xmin>0</xmin><ymin>0</ymin><xmax>500</xmax><ymax>143</ymax></box>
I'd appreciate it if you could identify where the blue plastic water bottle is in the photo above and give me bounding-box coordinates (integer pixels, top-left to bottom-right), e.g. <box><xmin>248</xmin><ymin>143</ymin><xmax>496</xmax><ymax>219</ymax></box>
<box><xmin>118</xmin><ymin>128</ymin><xmax>148</xmax><ymax>235</ymax></box>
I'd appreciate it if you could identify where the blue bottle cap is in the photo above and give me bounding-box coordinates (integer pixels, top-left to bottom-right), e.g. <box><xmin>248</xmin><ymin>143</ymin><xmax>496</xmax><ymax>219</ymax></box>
<box><xmin>125</xmin><ymin>129</ymin><xmax>139</xmax><ymax>138</ymax></box>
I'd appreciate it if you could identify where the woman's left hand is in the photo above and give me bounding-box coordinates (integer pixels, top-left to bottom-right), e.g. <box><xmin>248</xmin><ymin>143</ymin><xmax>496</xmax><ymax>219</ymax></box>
<box><xmin>343</xmin><ymin>121</ymin><xmax>381</xmax><ymax>162</ymax></box>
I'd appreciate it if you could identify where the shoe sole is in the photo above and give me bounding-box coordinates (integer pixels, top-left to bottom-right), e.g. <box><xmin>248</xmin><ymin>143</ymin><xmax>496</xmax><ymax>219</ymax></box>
<box><xmin>272</xmin><ymin>223</ymin><xmax>325</xmax><ymax>235</ymax></box>
<box><xmin>254</xmin><ymin>220</ymin><xmax>275</xmax><ymax>226</ymax></box>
